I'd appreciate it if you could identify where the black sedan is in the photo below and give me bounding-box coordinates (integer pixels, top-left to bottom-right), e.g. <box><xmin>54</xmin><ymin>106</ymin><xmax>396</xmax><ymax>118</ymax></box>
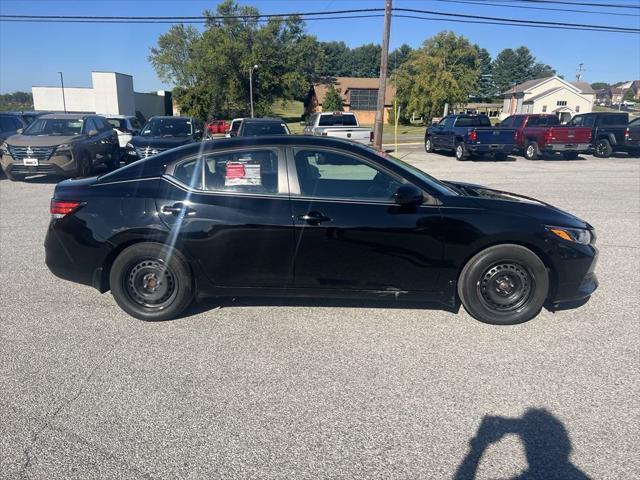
<box><xmin>45</xmin><ymin>136</ymin><xmax>598</xmax><ymax>324</ymax></box>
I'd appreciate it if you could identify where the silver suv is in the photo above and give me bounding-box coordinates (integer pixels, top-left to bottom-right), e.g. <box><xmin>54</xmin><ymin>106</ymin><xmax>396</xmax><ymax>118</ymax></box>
<box><xmin>0</xmin><ymin>113</ymin><xmax>119</xmax><ymax>181</ymax></box>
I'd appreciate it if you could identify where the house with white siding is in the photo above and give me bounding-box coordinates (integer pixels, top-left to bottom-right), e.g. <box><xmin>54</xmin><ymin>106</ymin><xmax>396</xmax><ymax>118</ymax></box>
<box><xmin>501</xmin><ymin>76</ymin><xmax>595</xmax><ymax>123</ymax></box>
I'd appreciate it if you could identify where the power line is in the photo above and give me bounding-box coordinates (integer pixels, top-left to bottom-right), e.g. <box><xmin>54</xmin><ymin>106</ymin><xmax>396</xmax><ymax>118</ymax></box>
<box><xmin>394</xmin><ymin>7</ymin><xmax>640</xmax><ymax>32</ymax></box>
<box><xmin>428</xmin><ymin>0</ymin><xmax>639</xmax><ymax>16</ymax></box>
<box><xmin>461</xmin><ymin>0</ymin><xmax>640</xmax><ymax>9</ymax></box>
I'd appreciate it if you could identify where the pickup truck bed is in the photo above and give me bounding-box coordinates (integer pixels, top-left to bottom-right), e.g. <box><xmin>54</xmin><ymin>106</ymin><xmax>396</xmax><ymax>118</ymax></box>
<box><xmin>303</xmin><ymin>112</ymin><xmax>373</xmax><ymax>145</ymax></box>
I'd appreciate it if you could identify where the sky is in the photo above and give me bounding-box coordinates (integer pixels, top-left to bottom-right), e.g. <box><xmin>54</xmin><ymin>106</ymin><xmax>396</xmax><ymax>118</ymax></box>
<box><xmin>1</xmin><ymin>0</ymin><xmax>639</xmax><ymax>94</ymax></box>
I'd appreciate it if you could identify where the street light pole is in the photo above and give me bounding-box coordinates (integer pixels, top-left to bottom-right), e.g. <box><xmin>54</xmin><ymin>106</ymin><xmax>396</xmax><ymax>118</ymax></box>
<box><xmin>58</xmin><ymin>71</ymin><xmax>67</xmax><ymax>113</ymax></box>
<box><xmin>249</xmin><ymin>64</ymin><xmax>258</xmax><ymax>118</ymax></box>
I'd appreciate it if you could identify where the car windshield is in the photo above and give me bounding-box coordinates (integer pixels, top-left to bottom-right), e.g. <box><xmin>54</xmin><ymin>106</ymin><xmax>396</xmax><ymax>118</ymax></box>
<box><xmin>242</xmin><ymin>121</ymin><xmax>290</xmax><ymax>136</ymax></box>
<box><xmin>107</xmin><ymin>119</ymin><xmax>128</xmax><ymax>130</ymax></box>
<box><xmin>22</xmin><ymin>118</ymin><xmax>84</xmax><ymax>136</ymax></box>
<box><xmin>367</xmin><ymin>147</ymin><xmax>459</xmax><ymax>196</ymax></box>
<box><xmin>140</xmin><ymin>118</ymin><xmax>193</xmax><ymax>137</ymax></box>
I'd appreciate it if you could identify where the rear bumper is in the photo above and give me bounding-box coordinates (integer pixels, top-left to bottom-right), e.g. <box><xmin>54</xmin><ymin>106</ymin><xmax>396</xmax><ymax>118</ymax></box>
<box><xmin>545</xmin><ymin>143</ymin><xmax>590</xmax><ymax>152</ymax></box>
<box><xmin>468</xmin><ymin>144</ymin><xmax>515</xmax><ymax>154</ymax></box>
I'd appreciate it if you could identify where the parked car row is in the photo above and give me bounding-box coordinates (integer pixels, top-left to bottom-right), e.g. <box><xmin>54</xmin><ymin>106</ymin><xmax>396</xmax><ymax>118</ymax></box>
<box><xmin>424</xmin><ymin>112</ymin><xmax>640</xmax><ymax>160</ymax></box>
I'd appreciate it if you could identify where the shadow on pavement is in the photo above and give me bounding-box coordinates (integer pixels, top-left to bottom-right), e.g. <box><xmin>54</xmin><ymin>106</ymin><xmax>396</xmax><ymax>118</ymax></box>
<box><xmin>454</xmin><ymin>408</ymin><xmax>591</xmax><ymax>480</ymax></box>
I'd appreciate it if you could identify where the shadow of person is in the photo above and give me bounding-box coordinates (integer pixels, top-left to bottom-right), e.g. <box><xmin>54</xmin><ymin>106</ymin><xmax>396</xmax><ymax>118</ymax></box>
<box><xmin>454</xmin><ymin>408</ymin><xmax>591</xmax><ymax>480</ymax></box>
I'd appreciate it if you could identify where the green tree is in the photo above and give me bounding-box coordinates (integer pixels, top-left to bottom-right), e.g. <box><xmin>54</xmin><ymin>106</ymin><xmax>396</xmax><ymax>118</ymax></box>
<box><xmin>319</xmin><ymin>41</ymin><xmax>352</xmax><ymax>76</ymax></box>
<box><xmin>623</xmin><ymin>89</ymin><xmax>636</xmax><ymax>103</ymax></box>
<box><xmin>0</xmin><ymin>92</ymin><xmax>33</xmax><ymax>111</ymax></box>
<box><xmin>492</xmin><ymin>46</ymin><xmax>555</xmax><ymax>93</ymax></box>
<box><xmin>322</xmin><ymin>85</ymin><xmax>343</xmax><ymax>111</ymax></box>
<box><xmin>590</xmin><ymin>82</ymin><xmax>610</xmax><ymax>90</ymax></box>
<box><xmin>393</xmin><ymin>31</ymin><xmax>480</xmax><ymax>122</ymax></box>
<box><xmin>388</xmin><ymin>44</ymin><xmax>413</xmax><ymax>74</ymax></box>
<box><xmin>471</xmin><ymin>46</ymin><xmax>497</xmax><ymax>101</ymax></box>
<box><xmin>149</xmin><ymin>0</ymin><xmax>324</xmax><ymax>119</ymax></box>
<box><xmin>350</xmin><ymin>43</ymin><xmax>381</xmax><ymax>77</ymax></box>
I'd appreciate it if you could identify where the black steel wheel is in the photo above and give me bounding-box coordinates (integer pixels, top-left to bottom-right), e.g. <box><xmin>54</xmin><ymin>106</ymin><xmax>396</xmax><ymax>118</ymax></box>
<box><xmin>109</xmin><ymin>242</ymin><xmax>194</xmax><ymax>321</ymax></box>
<box><xmin>458</xmin><ymin>244</ymin><xmax>549</xmax><ymax>325</ymax></box>
<box><xmin>594</xmin><ymin>139</ymin><xmax>612</xmax><ymax>158</ymax></box>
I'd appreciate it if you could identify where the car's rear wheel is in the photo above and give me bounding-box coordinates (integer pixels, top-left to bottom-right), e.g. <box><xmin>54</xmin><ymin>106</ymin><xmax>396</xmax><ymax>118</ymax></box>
<box><xmin>458</xmin><ymin>244</ymin><xmax>549</xmax><ymax>325</ymax></box>
<box><xmin>109</xmin><ymin>243</ymin><xmax>194</xmax><ymax>321</ymax></box>
<box><xmin>425</xmin><ymin>136</ymin><xmax>435</xmax><ymax>153</ymax></box>
<box><xmin>594</xmin><ymin>139</ymin><xmax>613</xmax><ymax>158</ymax></box>
<box><xmin>524</xmin><ymin>142</ymin><xmax>539</xmax><ymax>160</ymax></box>
<box><xmin>563</xmin><ymin>151</ymin><xmax>579</xmax><ymax>160</ymax></box>
<box><xmin>455</xmin><ymin>142</ymin><xmax>468</xmax><ymax>161</ymax></box>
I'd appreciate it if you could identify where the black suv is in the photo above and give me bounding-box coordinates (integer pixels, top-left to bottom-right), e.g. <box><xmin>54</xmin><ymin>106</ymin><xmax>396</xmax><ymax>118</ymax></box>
<box><xmin>123</xmin><ymin>116</ymin><xmax>203</xmax><ymax>163</ymax></box>
<box><xmin>567</xmin><ymin>112</ymin><xmax>630</xmax><ymax>158</ymax></box>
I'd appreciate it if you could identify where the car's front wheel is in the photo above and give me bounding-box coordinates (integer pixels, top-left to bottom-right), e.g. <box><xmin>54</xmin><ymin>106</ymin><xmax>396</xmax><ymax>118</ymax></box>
<box><xmin>457</xmin><ymin>244</ymin><xmax>549</xmax><ymax>325</ymax></box>
<box><xmin>109</xmin><ymin>242</ymin><xmax>194</xmax><ymax>321</ymax></box>
<box><xmin>425</xmin><ymin>136</ymin><xmax>435</xmax><ymax>153</ymax></box>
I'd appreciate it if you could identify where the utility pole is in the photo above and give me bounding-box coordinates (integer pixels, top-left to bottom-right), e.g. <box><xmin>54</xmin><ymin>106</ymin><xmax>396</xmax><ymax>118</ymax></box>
<box><xmin>373</xmin><ymin>0</ymin><xmax>392</xmax><ymax>151</ymax></box>
<box><xmin>58</xmin><ymin>71</ymin><xmax>67</xmax><ymax>113</ymax></box>
<box><xmin>249</xmin><ymin>64</ymin><xmax>258</xmax><ymax>118</ymax></box>
<box><xmin>575</xmin><ymin>63</ymin><xmax>585</xmax><ymax>82</ymax></box>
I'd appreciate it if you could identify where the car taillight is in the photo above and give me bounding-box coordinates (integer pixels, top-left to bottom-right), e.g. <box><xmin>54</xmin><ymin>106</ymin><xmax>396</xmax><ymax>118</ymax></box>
<box><xmin>544</xmin><ymin>129</ymin><xmax>554</xmax><ymax>143</ymax></box>
<box><xmin>624</xmin><ymin>127</ymin><xmax>629</xmax><ymax>140</ymax></box>
<box><xmin>514</xmin><ymin>130</ymin><xmax>521</xmax><ymax>142</ymax></box>
<box><xmin>469</xmin><ymin>129</ymin><xmax>477</xmax><ymax>142</ymax></box>
<box><xmin>50</xmin><ymin>199</ymin><xmax>83</xmax><ymax>218</ymax></box>
<box><xmin>370</xmin><ymin>131</ymin><xmax>374</xmax><ymax>142</ymax></box>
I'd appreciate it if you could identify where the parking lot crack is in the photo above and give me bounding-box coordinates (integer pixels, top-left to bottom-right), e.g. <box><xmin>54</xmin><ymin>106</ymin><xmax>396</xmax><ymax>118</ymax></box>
<box><xmin>17</xmin><ymin>335</ymin><xmax>124</xmax><ymax>478</ymax></box>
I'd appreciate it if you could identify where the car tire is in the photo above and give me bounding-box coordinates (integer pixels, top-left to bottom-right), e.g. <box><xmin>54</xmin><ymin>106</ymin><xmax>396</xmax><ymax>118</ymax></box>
<box><xmin>494</xmin><ymin>151</ymin><xmax>508</xmax><ymax>161</ymax></box>
<box><xmin>77</xmin><ymin>152</ymin><xmax>93</xmax><ymax>177</ymax></box>
<box><xmin>109</xmin><ymin>242</ymin><xmax>194</xmax><ymax>321</ymax></box>
<box><xmin>425</xmin><ymin>136</ymin><xmax>435</xmax><ymax>153</ymax></box>
<box><xmin>457</xmin><ymin>244</ymin><xmax>549</xmax><ymax>325</ymax></box>
<box><xmin>524</xmin><ymin>142</ymin><xmax>539</xmax><ymax>160</ymax></box>
<box><xmin>455</xmin><ymin>142</ymin><xmax>468</xmax><ymax>161</ymax></box>
<box><xmin>563</xmin><ymin>151</ymin><xmax>579</xmax><ymax>160</ymax></box>
<box><xmin>594</xmin><ymin>138</ymin><xmax>613</xmax><ymax>158</ymax></box>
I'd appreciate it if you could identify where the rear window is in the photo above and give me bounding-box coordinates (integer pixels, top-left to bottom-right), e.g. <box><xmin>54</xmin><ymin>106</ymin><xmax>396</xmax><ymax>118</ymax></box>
<box><xmin>568</xmin><ymin>115</ymin><xmax>595</xmax><ymax>127</ymax></box>
<box><xmin>107</xmin><ymin>119</ymin><xmax>127</xmax><ymax>130</ymax></box>
<box><xmin>241</xmin><ymin>121</ymin><xmax>289</xmax><ymax>136</ymax></box>
<box><xmin>455</xmin><ymin>116</ymin><xmax>491</xmax><ymax>127</ymax></box>
<box><xmin>600</xmin><ymin>114</ymin><xmax>628</xmax><ymax>126</ymax></box>
<box><xmin>318</xmin><ymin>114</ymin><xmax>358</xmax><ymax>127</ymax></box>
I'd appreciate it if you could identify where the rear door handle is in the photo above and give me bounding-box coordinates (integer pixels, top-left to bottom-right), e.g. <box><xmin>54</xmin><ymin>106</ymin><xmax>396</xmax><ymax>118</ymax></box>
<box><xmin>297</xmin><ymin>211</ymin><xmax>332</xmax><ymax>225</ymax></box>
<box><xmin>162</xmin><ymin>203</ymin><xmax>196</xmax><ymax>216</ymax></box>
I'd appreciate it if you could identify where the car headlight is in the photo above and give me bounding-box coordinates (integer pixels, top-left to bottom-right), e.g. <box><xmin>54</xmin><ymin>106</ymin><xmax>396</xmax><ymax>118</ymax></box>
<box><xmin>0</xmin><ymin>142</ymin><xmax>8</xmax><ymax>154</ymax></box>
<box><xmin>125</xmin><ymin>143</ymin><xmax>138</xmax><ymax>155</ymax></box>
<box><xmin>547</xmin><ymin>226</ymin><xmax>594</xmax><ymax>245</ymax></box>
<box><xmin>56</xmin><ymin>143</ymin><xmax>71</xmax><ymax>153</ymax></box>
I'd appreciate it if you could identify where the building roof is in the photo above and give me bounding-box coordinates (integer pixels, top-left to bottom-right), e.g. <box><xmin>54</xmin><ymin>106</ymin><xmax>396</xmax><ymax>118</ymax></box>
<box><xmin>570</xmin><ymin>81</ymin><xmax>595</xmax><ymax>94</ymax></box>
<box><xmin>503</xmin><ymin>77</ymin><xmax>549</xmax><ymax>95</ymax></box>
<box><xmin>312</xmin><ymin>77</ymin><xmax>395</xmax><ymax>106</ymax></box>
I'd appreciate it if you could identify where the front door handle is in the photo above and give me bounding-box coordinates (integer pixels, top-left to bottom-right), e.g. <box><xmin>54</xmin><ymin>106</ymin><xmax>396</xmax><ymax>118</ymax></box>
<box><xmin>162</xmin><ymin>203</ymin><xmax>196</xmax><ymax>216</ymax></box>
<box><xmin>297</xmin><ymin>211</ymin><xmax>332</xmax><ymax>225</ymax></box>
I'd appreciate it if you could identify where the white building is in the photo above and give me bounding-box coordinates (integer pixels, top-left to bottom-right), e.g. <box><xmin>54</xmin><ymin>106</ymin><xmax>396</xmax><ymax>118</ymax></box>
<box><xmin>501</xmin><ymin>76</ymin><xmax>595</xmax><ymax>123</ymax></box>
<box><xmin>32</xmin><ymin>71</ymin><xmax>172</xmax><ymax>121</ymax></box>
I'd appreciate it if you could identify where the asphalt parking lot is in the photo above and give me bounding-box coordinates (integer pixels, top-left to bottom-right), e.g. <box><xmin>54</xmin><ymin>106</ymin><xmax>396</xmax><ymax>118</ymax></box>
<box><xmin>1</xmin><ymin>148</ymin><xmax>638</xmax><ymax>479</ymax></box>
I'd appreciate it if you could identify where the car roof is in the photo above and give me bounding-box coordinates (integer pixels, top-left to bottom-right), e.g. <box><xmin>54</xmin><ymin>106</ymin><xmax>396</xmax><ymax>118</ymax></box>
<box><xmin>241</xmin><ymin>117</ymin><xmax>285</xmax><ymax>123</ymax></box>
<box><xmin>105</xmin><ymin>114</ymin><xmax>136</xmax><ymax>119</ymax></box>
<box><xmin>39</xmin><ymin>113</ymin><xmax>96</xmax><ymax>120</ymax></box>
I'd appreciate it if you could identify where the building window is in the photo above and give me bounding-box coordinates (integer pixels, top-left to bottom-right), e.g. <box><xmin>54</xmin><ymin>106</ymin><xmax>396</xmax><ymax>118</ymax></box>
<box><xmin>576</xmin><ymin>106</ymin><xmax>580</xmax><ymax>113</ymax></box>
<box><xmin>557</xmin><ymin>100</ymin><xmax>567</xmax><ymax>106</ymax></box>
<box><xmin>350</xmin><ymin>89</ymin><xmax>378</xmax><ymax>111</ymax></box>
<box><xmin>542</xmin><ymin>105</ymin><xmax>547</xmax><ymax>112</ymax></box>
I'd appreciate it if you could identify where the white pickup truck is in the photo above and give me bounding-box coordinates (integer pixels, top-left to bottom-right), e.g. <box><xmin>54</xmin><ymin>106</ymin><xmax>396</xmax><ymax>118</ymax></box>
<box><xmin>302</xmin><ymin>112</ymin><xmax>373</xmax><ymax>145</ymax></box>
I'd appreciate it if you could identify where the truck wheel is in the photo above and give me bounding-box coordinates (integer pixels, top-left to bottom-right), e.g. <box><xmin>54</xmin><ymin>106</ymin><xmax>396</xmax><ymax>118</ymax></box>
<box><xmin>457</xmin><ymin>244</ymin><xmax>549</xmax><ymax>325</ymax></box>
<box><xmin>455</xmin><ymin>142</ymin><xmax>469</xmax><ymax>161</ymax></box>
<box><xmin>563</xmin><ymin>151</ymin><xmax>579</xmax><ymax>160</ymax></box>
<box><xmin>425</xmin><ymin>136</ymin><xmax>435</xmax><ymax>153</ymax></box>
<box><xmin>594</xmin><ymin>139</ymin><xmax>613</xmax><ymax>158</ymax></box>
<box><xmin>524</xmin><ymin>142</ymin><xmax>539</xmax><ymax>160</ymax></box>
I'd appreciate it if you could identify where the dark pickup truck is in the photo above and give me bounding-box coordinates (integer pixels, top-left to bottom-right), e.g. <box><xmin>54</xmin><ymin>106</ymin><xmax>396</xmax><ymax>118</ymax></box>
<box><xmin>501</xmin><ymin>114</ymin><xmax>592</xmax><ymax>160</ymax></box>
<box><xmin>567</xmin><ymin>112</ymin><xmax>629</xmax><ymax>158</ymax></box>
<box><xmin>425</xmin><ymin>114</ymin><xmax>516</xmax><ymax>160</ymax></box>
<box><xmin>625</xmin><ymin>117</ymin><xmax>640</xmax><ymax>156</ymax></box>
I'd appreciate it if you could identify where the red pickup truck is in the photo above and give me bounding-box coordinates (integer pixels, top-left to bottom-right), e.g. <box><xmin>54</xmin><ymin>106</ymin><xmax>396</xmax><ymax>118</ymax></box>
<box><xmin>501</xmin><ymin>114</ymin><xmax>592</xmax><ymax>160</ymax></box>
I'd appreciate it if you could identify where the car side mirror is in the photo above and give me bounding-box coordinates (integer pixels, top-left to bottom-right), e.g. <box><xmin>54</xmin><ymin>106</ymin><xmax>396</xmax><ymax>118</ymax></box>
<box><xmin>88</xmin><ymin>129</ymin><xmax>98</xmax><ymax>137</ymax></box>
<box><xmin>393</xmin><ymin>184</ymin><xmax>424</xmax><ymax>206</ymax></box>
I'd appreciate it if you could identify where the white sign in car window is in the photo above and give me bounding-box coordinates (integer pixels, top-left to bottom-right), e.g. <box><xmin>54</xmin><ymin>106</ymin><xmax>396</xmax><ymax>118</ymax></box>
<box><xmin>224</xmin><ymin>158</ymin><xmax>262</xmax><ymax>186</ymax></box>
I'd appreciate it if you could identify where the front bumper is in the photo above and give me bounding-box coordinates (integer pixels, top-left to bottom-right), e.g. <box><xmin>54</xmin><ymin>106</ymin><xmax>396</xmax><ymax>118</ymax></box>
<box><xmin>1</xmin><ymin>152</ymin><xmax>77</xmax><ymax>177</ymax></box>
<box><xmin>545</xmin><ymin>143</ymin><xmax>590</xmax><ymax>152</ymax></box>
<box><xmin>549</xmin><ymin>243</ymin><xmax>598</xmax><ymax>305</ymax></box>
